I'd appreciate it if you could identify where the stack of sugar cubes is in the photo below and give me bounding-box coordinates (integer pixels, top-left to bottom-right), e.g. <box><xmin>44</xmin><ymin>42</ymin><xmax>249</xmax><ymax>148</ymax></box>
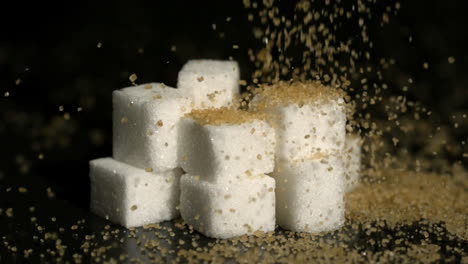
<box><xmin>250</xmin><ymin>81</ymin><xmax>361</xmax><ymax>232</ymax></box>
<box><xmin>89</xmin><ymin>59</ymin><xmax>361</xmax><ymax>238</ymax></box>
<box><xmin>178</xmin><ymin>108</ymin><xmax>277</xmax><ymax>238</ymax></box>
<box><xmin>177</xmin><ymin>61</ymin><xmax>276</xmax><ymax>238</ymax></box>
<box><xmin>89</xmin><ymin>82</ymin><xmax>191</xmax><ymax>228</ymax></box>
<box><xmin>89</xmin><ymin>60</ymin><xmax>275</xmax><ymax>238</ymax></box>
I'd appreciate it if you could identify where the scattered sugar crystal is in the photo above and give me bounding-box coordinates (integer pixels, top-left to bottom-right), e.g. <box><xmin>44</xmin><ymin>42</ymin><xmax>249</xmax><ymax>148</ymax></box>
<box><xmin>343</xmin><ymin>134</ymin><xmax>362</xmax><ymax>191</ymax></box>
<box><xmin>129</xmin><ymin>73</ymin><xmax>138</xmax><ymax>83</ymax></box>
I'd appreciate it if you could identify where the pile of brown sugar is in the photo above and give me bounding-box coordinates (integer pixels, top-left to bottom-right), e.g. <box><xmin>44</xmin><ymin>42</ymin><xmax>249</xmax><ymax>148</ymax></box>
<box><xmin>186</xmin><ymin>107</ymin><xmax>267</xmax><ymax>126</ymax></box>
<box><xmin>249</xmin><ymin>81</ymin><xmax>344</xmax><ymax>111</ymax></box>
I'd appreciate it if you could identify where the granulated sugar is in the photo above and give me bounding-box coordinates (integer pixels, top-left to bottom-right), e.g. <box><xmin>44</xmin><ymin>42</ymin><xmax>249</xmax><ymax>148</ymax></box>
<box><xmin>187</xmin><ymin>107</ymin><xmax>267</xmax><ymax>126</ymax></box>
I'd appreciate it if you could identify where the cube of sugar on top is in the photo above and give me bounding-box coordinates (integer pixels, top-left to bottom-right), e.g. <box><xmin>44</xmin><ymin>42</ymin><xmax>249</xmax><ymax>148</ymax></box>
<box><xmin>251</xmin><ymin>81</ymin><xmax>346</xmax><ymax>161</ymax></box>
<box><xmin>89</xmin><ymin>158</ymin><xmax>182</xmax><ymax>228</ymax></box>
<box><xmin>178</xmin><ymin>108</ymin><xmax>276</xmax><ymax>183</ymax></box>
<box><xmin>271</xmin><ymin>155</ymin><xmax>345</xmax><ymax>233</ymax></box>
<box><xmin>177</xmin><ymin>60</ymin><xmax>240</xmax><ymax>109</ymax></box>
<box><xmin>113</xmin><ymin>83</ymin><xmax>191</xmax><ymax>172</ymax></box>
<box><xmin>180</xmin><ymin>174</ymin><xmax>276</xmax><ymax>239</ymax></box>
<box><xmin>343</xmin><ymin>134</ymin><xmax>362</xmax><ymax>191</ymax></box>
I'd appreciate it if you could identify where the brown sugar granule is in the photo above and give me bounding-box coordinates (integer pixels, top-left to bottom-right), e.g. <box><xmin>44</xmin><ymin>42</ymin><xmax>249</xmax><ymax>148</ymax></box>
<box><xmin>129</xmin><ymin>73</ymin><xmax>138</xmax><ymax>83</ymax></box>
<box><xmin>5</xmin><ymin>208</ymin><xmax>13</xmax><ymax>217</ymax></box>
<box><xmin>46</xmin><ymin>187</ymin><xmax>55</xmax><ymax>198</ymax></box>
<box><xmin>186</xmin><ymin>107</ymin><xmax>267</xmax><ymax>126</ymax></box>
<box><xmin>251</xmin><ymin>81</ymin><xmax>344</xmax><ymax>111</ymax></box>
<box><xmin>346</xmin><ymin>169</ymin><xmax>468</xmax><ymax>240</ymax></box>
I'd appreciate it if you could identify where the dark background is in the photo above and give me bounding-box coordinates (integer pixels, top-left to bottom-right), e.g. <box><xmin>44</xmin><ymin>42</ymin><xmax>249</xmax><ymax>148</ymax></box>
<box><xmin>0</xmin><ymin>0</ymin><xmax>467</xmax><ymax>262</ymax></box>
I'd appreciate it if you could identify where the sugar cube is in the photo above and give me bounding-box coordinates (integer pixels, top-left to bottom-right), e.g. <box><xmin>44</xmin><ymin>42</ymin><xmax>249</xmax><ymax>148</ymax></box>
<box><xmin>271</xmin><ymin>155</ymin><xmax>345</xmax><ymax>232</ymax></box>
<box><xmin>180</xmin><ymin>174</ymin><xmax>276</xmax><ymax>239</ymax></box>
<box><xmin>89</xmin><ymin>157</ymin><xmax>182</xmax><ymax>228</ymax></box>
<box><xmin>177</xmin><ymin>60</ymin><xmax>240</xmax><ymax>109</ymax></box>
<box><xmin>113</xmin><ymin>83</ymin><xmax>191</xmax><ymax>172</ymax></box>
<box><xmin>343</xmin><ymin>134</ymin><xmax>362</xmax><ymax>191</ymax></box>
<box><xmin>251</xmin><ymin>82</ymin><xmax>346</xmax><ymax>161</ymax></box>
<box><xmin>178</xmin><ymin>108</ymin><xmax>276</xmax><ymax>183</ymax></box>
<box><xmin>266</xmin><ymin>101</ymin><xmax>345</xmax><ymax>161</ymax></box>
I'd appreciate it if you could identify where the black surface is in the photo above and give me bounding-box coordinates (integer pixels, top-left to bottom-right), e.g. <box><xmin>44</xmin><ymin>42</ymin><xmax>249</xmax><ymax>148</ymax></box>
<box><xmin>1</xmin><ymin>0</ymin><xmax>468</xmax><ymax>263</ymax></box>
<box><xmin>1</xmin><ymin>173</ymin><xmax>467</xmax><ymax>263</ymax></box>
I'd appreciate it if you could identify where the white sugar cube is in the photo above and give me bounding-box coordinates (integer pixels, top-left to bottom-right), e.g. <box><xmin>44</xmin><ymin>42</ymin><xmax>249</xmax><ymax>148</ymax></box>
<box><xmin>180</xmin><ymin>174</ymin><xmax>276</xmax><ymax>239</ymax></box>
<box><xmin>177</xmin><ymin>60</ymin><xmax>240</xmax><ymax>109</ymax></box>
<box><xmin>251</xmin><ymin>82</ymin><xmax>346</xmax><ymax>161</ymax></box>
<box><xmin>343</xmin><ymin>134</ymin><xmax>362</xmax><ymax>191</ymax></box>
<box><xmin>90</xmin><ymin>157</ymin><xmax>182</xmax><ymax>228</ymax></box>
<box><xmin>178</xmin><ymin>111</ymin><xmax>276</xmax><ymax>183</ymax></box>
<box><xmin>113</xmin><ymin>83</ymin><xmax>191</xmax><ymax>172</ymax></box>
<box><xmin>271</xmin><ymin>155</ymin><xmax>345</xmax><ymax>232</ymax></box>
<box><xmin>266</xmin><ymin>100</ymin><xmax>345</xmax><ymax>161</ymax></box>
